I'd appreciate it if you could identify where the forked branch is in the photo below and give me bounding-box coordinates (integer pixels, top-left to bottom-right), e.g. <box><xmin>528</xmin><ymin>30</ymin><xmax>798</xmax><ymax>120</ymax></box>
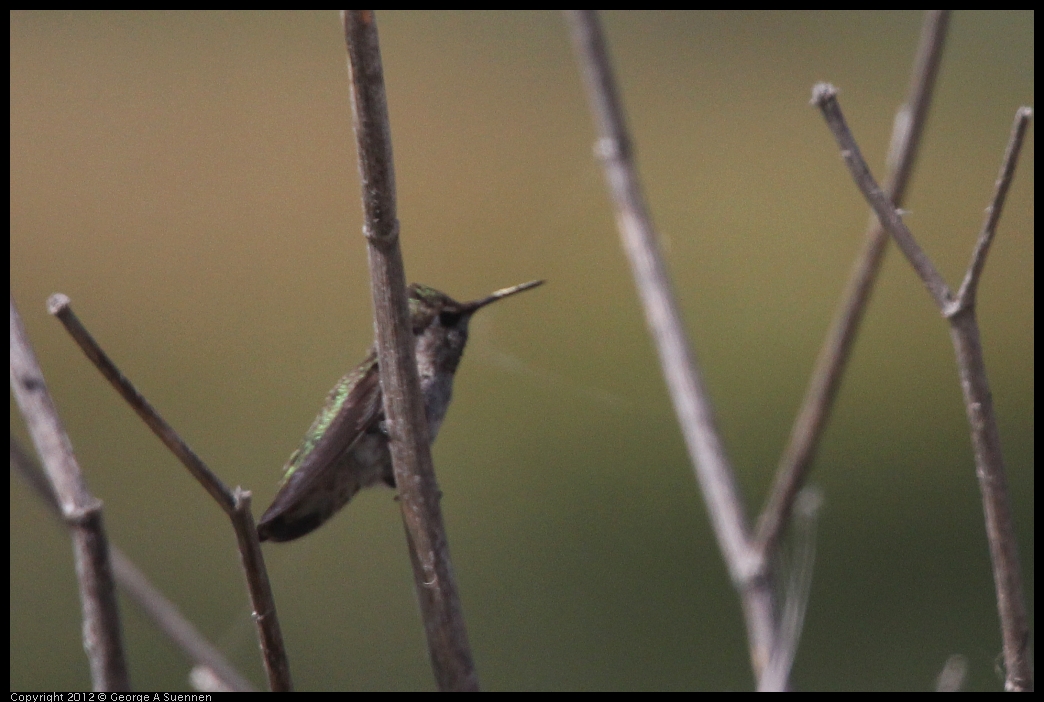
<box><xmin>813</xmin><ymin>84</ymin><xmax>1033</xmax><ymax>692</ymax></box>
<box><xmin>46</xmin><ymin>294</ymin><xmax>291</xmax><ymax>692</ymax></box>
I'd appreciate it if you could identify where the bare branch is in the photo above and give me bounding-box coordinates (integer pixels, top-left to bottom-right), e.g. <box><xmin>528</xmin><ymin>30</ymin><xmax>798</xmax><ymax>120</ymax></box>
<box><xmin>10</xmin><ymin>293</ymin><xmax>130</xmax><ymax>691</ymax></box>
<box><xmin>341</xmin><ymin>10</ymin><xmax>478</xmax><ymax>691</ymax></box>
<box><xmin>47</xmin><ymin>293</ymin><xmax>237</xmax><ymax>514</ymax></box>
<box><xmin>811</xmin><ymin>83</ymin><xmax>953</xmax><ymax>309</ymax></box>
<box><xmin>46</xmin><ymin>293</ymin><xmax>292</xmax><ymax>691</ymax></box>
<box><xmin>11</xmin><ymin>436</ymin><xmax>257</xmax><ymax>692</ymax></box>
<box><xmin>813</xmin><ymin>85</ymin><xmax>1034</xmax><ymax>692</ymax></box>
<box><xmin>948</xmin><ymin>108</ymin><xmax>1034</xmax><ymax>692</ymax></box>
<box><xmin>948</xmin><ymin>313</ymin><xmax>1032</xmax><ymax>691</ymax></box>
<box><xmin>564</xmin><ymin>10</ymin><xmax>778</xmax><ymax>682</ymax></box>
<box><xmin>884</xmin><ymin>9</ymin><xmax>950</xmax><ymax>190</ymax></box>
<box><xmin>954</xmin><ymin>107</ymin><xmax>1033</xmax><ymax>311</ymax></box>
<box><xmin>230</xmin><ymin>487</ymin><xmax>293</xmax><ymax>690</ymax></box>
<box><xmin>755</xmin><ymin>10</ymin><xmax>950</xmax><ymax>559</ymax></box>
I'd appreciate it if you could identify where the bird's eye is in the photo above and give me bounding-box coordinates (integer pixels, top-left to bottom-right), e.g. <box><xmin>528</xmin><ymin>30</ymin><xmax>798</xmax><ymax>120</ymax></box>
<box><xmin>439</xmin><ymin>311</ymin><xmax>461</xmax><ymax>326</ymax></box>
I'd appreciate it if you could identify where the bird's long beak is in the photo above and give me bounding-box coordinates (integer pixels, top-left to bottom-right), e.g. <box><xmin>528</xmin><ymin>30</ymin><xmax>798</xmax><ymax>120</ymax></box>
<box><xmin>461</xmin><ymin>279</ymin><xmax>544</xmax><ymax>313</ymax></box>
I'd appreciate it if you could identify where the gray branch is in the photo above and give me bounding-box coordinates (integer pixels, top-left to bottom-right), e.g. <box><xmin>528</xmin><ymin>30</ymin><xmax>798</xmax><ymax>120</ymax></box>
<box><xmin>812</xmin><ymin>84</ymin><xmax>953</xmax><ymax>308</ymax></box>
<box><xmin>755</xmin><ymin>10</ymin><xmax>950</xmax><ymax>560</ymax></box>
<box><xmin>10</xmin><ymin>292</ymin><xmax>130</xmax><ymax>691</ymax></box>
<box><xmin>46</xmin><ymin>294</ymin><xmax>292</xmax><ymax>692</ymax></box>
<box><xmin>813</xmin><ymin>87</ymin><xmax>1033</xmax><ymax>692</ymax></box>
<box><xmin>341</xmin><ymin>10</ymin><xmax>478</xmax><ymax>691</ymax></box>
<box><xmin>954</xmin><ymin>107</ymin><xmax>1033</xmax><ymax>311</ymax></box>
<box><xmin>565</xmin><ymin>10</ymin><xmax>778</xmax><ymax>683</ymax></box>
<box><xmin>11</xmin><ymin>436</ymin><xmax>257</xmax><ymax>692</ymax></box>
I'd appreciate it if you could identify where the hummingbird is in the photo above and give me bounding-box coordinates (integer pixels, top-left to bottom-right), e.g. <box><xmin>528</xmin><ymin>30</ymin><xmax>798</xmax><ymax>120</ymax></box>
<box><xmin>257</xmin><ymin>279</ymin><xmax>543</xmax><ymax>542</ymax></box>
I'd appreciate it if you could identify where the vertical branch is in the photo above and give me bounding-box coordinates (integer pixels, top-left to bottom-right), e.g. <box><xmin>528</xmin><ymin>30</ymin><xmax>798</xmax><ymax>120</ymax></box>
<box><xmin>948</xmin><ymin>311</ymin><xmax>1031</xmax><ymax>691</ymax></box>
<box><xmin>565</xmin><ymin>10</ymin><xmax>778</xmax><ymax>682</ymax></box>
<box><xmin>945</xmin><ymin>108</ymin><xmax>1033</xmax><ymax>692</ymax></box>
<box><xmin>813</xmin><ymin>89</ymin><xmax>1033</xmax><ymax>692</ymax></box>
<box><xmin>341</xmin><ymin>10</ymin><xmax>478</xmax><ymax>691</ymax></box>
<box><xmin>10</xmin><ymin>293</ymin><xmax>130</xmax><ymax>691</ymax></box>
<box><xmin>755</xmin><ymin>10</ymin><xmax>950</xmax><ymax>558</ymax></box>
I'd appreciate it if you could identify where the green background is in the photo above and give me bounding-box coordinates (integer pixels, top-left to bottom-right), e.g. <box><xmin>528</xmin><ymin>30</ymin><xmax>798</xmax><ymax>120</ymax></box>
<box><xmin>11</xmin><ymin>11</ymin><xmax>1033</xmax><ymax>691</ymax></box>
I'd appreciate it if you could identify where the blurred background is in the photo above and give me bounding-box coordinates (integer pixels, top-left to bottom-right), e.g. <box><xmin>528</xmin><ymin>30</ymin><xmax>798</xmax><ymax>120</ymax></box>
<box><xmin>11</xmin><ymin>11</ymin><xmax>1033</xmax><ymax>691</ymax></box>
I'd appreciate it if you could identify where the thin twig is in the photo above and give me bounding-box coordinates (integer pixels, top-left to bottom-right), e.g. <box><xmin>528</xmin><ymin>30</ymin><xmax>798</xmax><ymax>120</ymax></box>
<box><xmin>812</xmin><ymin>84</ymin><xmax>953</xmax><ymax>309</ymax></box>
<box><xmin>954</xmin><ymin>107</ymin><xmax>1033</xmax><ymax>311</ymax></box>
<box><xmin>46</xmin><ymin>294</ymin><xmax>292</xmax><ymax>691</ymax></box>
<box><xmin>565</xmin><ymin>10</ymin><xmax>777</xmax><ymax>683</ymax></box>
<box><xmin>11</xmin><ymin>436</ymin><xmax>257</xmax><ymax>692</ymax></box>
<box><xmin>755</xmin><ymin>10</ymin><xmax>950</xmax><ymax>559</ymax></box>
<box><xmin>10</xmin><ymin>293</ymin><xmax>130</xmax><ymax>691</ymax></box>
<box><xmin>47</xmin><ymin>293</ymin><xmax>236</xmax><ymax>513</ymax></box>
<box><xmin>341</xmin><ymin>10</ymin><xmax>478</xmax><ymax>691</ymax></box>
<box><xmin>229</xmin><ymin>487</ymin><xmax>292</xmax><ymax>691</ymax></box>
<box><xmin>813</xmin><ymin>89</ymin><xmax>1033</xmax><ymax>692</ymax></box>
